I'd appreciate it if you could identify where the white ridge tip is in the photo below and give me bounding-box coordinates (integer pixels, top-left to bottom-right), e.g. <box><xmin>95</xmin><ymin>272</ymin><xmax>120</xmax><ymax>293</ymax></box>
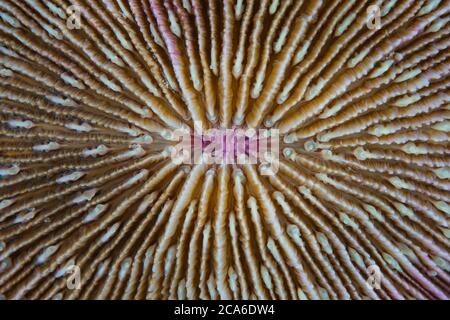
<box><xmin>132</xmin><ymin>135</ymin><xmax>153</xmax><ymax>144</ymax></box>
<box><xmin>283</xmin><ymin>148</ymin><xmax>294</xmax><ymax>158</ymax></box>
<box><xmin>83</xmin><ymin>145</ymin><xmax>109</xmax><ymax>157</ymax></box>
<box><xmin>0</xmin><ymin>165</ymin><xmax>20</xmax><ymax>177</ymax></box>
<box><xmin>8</xmin><ymin>119</ymin><xmax>34</xmax><ymax>129</ymax></box>
<box><xmin>65</xmin><ymin>122</ymin><xmax>93</xmax><ymax>133</ymax></box>
<box><xmin>56</xmin><ymin>171</ymin><xmax>85</xmax><ymax>184</ymax></box>
<box><xmin>72</xmin><ymin>189</ymin><xmax>98</xmax><ymax>204</ymax></box>
<box><xmin>33</xmin><ymin>142</ymin><xmax>61</xmax><ymax>152</ymax></box>
<box><xmin>84</xmin><ymin>204</ymin><xmax>108</xmax><ymax>222</ymax></box>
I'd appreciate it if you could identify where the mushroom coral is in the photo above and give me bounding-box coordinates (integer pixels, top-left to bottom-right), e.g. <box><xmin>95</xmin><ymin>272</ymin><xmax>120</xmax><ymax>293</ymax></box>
<box><xmin>0</xmin><ymin>0</ymin><xmax>449</xmax><ymax>300</ymax></box>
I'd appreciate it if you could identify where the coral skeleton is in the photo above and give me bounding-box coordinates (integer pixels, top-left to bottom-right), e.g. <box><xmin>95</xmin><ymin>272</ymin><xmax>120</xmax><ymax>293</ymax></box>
<box><xmin>0</xmin><ymin>0</ymin><xmax>449</xmax><ymax>300</ymax></box>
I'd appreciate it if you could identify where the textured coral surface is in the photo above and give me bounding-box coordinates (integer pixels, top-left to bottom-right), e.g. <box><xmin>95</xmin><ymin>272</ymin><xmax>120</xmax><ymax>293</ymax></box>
<box><xmin>0</xmin><ymin>0</ymin><xmax>449</xmax><ymax>300</ymax></box>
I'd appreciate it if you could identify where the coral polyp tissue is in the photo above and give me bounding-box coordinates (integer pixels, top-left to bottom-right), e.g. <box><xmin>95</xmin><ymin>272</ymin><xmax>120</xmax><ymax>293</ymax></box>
<box><xmin>0</xmin><ymin>0</ymin><xmax>449</xmax><ymax>300</ymax></box>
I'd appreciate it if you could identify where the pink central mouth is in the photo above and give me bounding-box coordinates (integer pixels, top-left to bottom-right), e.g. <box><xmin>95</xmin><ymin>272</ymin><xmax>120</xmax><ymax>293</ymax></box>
<box><xmin>173</xmin><ymin>128</ymin><xmax>279</xmax><ymax>165</ymax></box>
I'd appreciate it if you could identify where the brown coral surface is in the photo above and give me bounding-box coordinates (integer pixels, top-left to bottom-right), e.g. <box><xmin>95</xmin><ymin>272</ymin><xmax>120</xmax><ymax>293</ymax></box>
<box><xmin>0</xmin><ymin>0</ymin><xmax>449</xmax><ymax>300</ymax></box>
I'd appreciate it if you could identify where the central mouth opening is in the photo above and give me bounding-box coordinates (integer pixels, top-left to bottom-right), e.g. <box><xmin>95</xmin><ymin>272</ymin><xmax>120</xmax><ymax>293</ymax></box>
<box><xmin>169</xmin><ymin>127</ymin><xmax>280</xmax><ymax>167</ymax></box>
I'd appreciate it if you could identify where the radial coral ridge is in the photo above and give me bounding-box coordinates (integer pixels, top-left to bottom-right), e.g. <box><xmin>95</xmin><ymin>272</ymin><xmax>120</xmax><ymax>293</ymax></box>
<box><xmin>0</xmin><ymin>0</ymin><xmax>448</xmax><ymax>301</ymax></box>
